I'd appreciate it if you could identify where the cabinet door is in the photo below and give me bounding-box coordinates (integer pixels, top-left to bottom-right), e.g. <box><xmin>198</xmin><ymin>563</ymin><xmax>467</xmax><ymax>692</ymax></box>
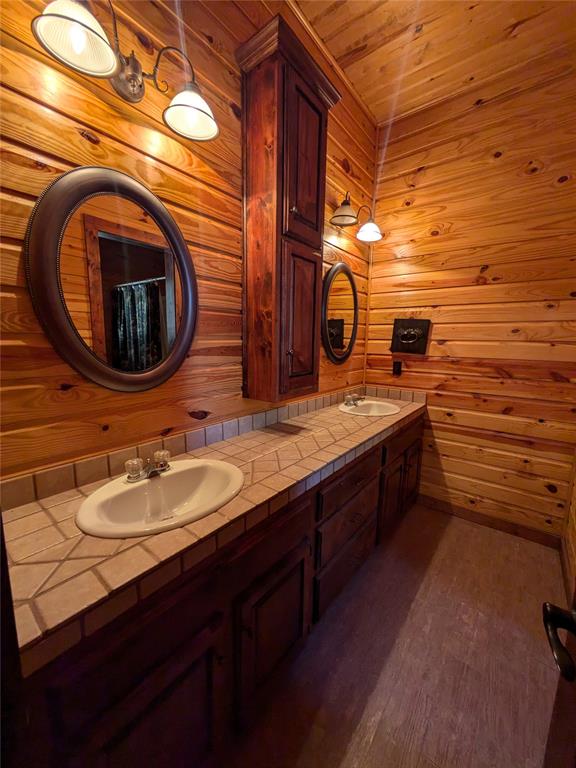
<box><xmin>314</xmin><ymin>513</ymin><xmax>377</xmax><ymax>620</ymax></box>
<box><xmin>379</xmin><ymin>454</ymin><xmax>405</xmax><ymax>540</ymax></box>
<box><xmin>235</xmin><ymin>537</ymin><xmax>313</xmax><ymax>721</ymax></box>
<box><xmin>404</xmin><ymin>439</ymin><xmax>422</xmax><ymax>509</ymax></box>
<box><xmin>66</xmin><ymin>616</ymin><xmax>225</xmax><ymax>768</ymax></box>
<box><xmin>283</xmin><ymin>67</ymin><xmax>327</xmax><ymax>248</ymax></box>
<box><xmin>280</xmin><ymin>240</ymin><xmax>321</xmax><ymax>395</ymax></box>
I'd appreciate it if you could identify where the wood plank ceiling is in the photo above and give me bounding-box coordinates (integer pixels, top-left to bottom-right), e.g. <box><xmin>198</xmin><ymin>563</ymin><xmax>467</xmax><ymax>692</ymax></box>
<box><xmin>296</xmin><ymin>0</ymin><xmax>575</xmax><ymax>125</ymax></box>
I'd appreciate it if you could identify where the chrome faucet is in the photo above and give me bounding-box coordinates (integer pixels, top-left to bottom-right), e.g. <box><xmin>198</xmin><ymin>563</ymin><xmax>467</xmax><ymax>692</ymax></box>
<box><xmin>125</xmin><ymin>450</ymin><xmax>171</xmax><ymax>483</ymax></box>
<box><xmin>344</xmin><ymin>393</ymin><xmax>365</xmax><ymax>407</ymax></box>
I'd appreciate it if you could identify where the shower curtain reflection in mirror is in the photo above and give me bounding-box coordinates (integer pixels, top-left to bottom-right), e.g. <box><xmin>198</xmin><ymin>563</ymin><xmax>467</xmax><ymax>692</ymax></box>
<box><xmin>112</xmin><ymin>278</ymin><xmax>171</xmax><ymax>371</ymax></box>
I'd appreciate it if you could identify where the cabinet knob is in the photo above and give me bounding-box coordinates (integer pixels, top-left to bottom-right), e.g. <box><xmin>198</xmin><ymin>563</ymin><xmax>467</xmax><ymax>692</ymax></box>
<box><xmin>287</xmin><ymin>348</ymin><xmax>294</xmax><ymax>356</ymax></box>
<box><xmin>290</xmin><ymin>205</ymin><xmax>298</xmax><ymax>214</ymax></box>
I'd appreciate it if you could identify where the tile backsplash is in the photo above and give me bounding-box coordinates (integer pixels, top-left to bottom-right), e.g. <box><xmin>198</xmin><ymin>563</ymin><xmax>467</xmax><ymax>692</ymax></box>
<box><xmin>1</xmin><ymin>386</ymin><xmax>426</xmax><ymax>511</ymax></box>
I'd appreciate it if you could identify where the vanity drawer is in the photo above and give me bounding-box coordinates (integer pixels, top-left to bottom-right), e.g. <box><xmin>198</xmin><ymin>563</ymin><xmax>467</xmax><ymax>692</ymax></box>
<box><xmin>314</xmin><ymin>512</ymin><xmax>377</xmax><ymax>620</ymax></box>
<box><xmin>318</xmin><ymin>450</ymin><xmax>379</xmax><ymax>521</ymax></box>
<box><xmin>316</xmin><ymin>478</ymin><xmax>378</xmax><ymax>569</ymax></box>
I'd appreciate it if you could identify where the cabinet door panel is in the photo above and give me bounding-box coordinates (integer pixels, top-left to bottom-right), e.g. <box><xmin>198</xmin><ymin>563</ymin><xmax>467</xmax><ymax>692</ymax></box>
<box><xmin>66</xmin><ymin>616</ymin><xmax>225</xmax><ymax>768</ymax></box>
<box><xmin>236</xmin><ymin>538</ymin><xmax>312</xmax><ymax>720</ymax></box>
<box><xmin>284</xmin><ymin>68</ymin><xmax>327</xmax><ymax>247</ymax></box>
<box><xmin>379</xmin><ymin>454</ymin><xmax>405</xmax><ymax>540</ymax></box>
<box><xmin>404</xmin><ymin>439</ymin><xmax>422</xmax><ymax>509</ymax></box>
<box><xmin>314</xmin><ymin>513</ymin><xmax>377</xmax><ymax>620</ymax></box>
<box><xmin>280</xmin><ymin>240</ymin><xmax>321</xmax><ymax>394</ymax></box>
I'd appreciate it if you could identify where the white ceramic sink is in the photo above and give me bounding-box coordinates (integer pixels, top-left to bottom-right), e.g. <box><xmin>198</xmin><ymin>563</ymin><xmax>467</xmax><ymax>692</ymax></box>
<box><xmin>339</xmin><ymin>399</ymin><xmax>401</xmax><ymax>417</ymax></box>
<box><xmin>76</xmin><ymin>459</ymin><xmax>244</xmax><ymax>538</ymax></box>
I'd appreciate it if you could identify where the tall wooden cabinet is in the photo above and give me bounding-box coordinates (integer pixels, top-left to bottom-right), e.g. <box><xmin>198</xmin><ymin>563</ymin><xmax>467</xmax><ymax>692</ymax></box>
<box><xmin>237</xmin><ymin>17</ymin><xmax>340</xmax><ymax>401</ymax></box>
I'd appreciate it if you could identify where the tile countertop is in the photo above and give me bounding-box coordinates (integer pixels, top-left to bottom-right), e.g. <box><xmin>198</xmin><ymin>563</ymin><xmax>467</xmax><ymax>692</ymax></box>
<box><xmin>3</xmin><ymin>399</ymin><xmax>425</xmax><ymax>676</ymax></box>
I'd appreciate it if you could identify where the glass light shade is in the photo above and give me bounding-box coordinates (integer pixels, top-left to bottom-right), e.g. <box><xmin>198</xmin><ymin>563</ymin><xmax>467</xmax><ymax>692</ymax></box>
<box><xmin>32</xmin><ymin>0</ymin><xmax>118</xmax><ymax>78</ymax></box>
<box><xmin>356</xmin><ymin>218</ymin><xmax>383</xmax><ymax>242</ymax></box>
<box><xmin>163</xmin><ymin>83</ymin><xmax>219</xmax><ymax>141</ymax></box>
<box><xmin>329</xmin><ymin>193</ymin><xmax>358</xmax><ymax>227</ymax></box>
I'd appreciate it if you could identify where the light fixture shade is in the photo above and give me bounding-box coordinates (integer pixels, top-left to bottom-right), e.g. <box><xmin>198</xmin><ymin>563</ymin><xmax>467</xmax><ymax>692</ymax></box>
<box><xmin>357</xmin><ymin>218</ymin><xmax>382</xmax><ymax>242</ymax></box>
<box><xmin>32</xmin><ymin>0</ymin><xmax>118</xmax><ymax>78</ymax></box>
<box><xmin>329</xmin><ymin>192</ymin><xmax>358</xmax><ymax>227</ymax></box>
<box><xmin>163</xmin><ymin>83</ymin><xmax>219</xmax><ymax>141</ymax></box>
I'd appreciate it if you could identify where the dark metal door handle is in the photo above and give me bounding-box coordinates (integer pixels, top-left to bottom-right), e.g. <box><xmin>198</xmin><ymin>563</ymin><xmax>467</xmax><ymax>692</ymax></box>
<box><xmin>542</xmin><ymin>602</ymin><xmax>576</xmax><ymax>681</ymax></box>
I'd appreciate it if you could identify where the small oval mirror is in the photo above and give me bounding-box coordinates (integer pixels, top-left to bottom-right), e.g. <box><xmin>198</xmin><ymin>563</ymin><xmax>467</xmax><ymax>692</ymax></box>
<box><xmin>321</xmin><ymin>262</ymin><xmax>358</xmax><ymax>364</ymax></box>
<box><xmin>25</xmin><ymin>167</ymin><xmax>198</xmax><ymax>391</ymax></box>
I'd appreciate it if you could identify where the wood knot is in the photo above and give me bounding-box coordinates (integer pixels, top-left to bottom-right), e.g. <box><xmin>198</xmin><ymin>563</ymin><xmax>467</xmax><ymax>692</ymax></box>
<box><xmin>479</xmin><ymin>264</ymin><xmax>489</xmax><ymax>273</ymax></box>
<box><xmin>493</xmin><ymin>151</ymin><xmax>502</xmax><ymax>158</ymax></box>
<box><xmin>557</xmin><ymin>175</ymin><xmax>569</xmax><ymax>183</ymax></box>
<box><xmin>545</xmin><ymin>484</ymin><xmax>558</xmax><ymax>494</ymax></box>
<box><xmin>161</xmin><ymin>427</ymin><xmax>173</xmax><ymax>437</ymax></box>
<box><xmin>59</xmin><ymin>382</ymin><xmax>75</xmax><ymax>391</ymax></box>
<box><xmin>79</xmin><ymin>129</ymin><xmax>100</xmax><ymax>145</ymax></box>
<box><xmin>188</xmin><ymin>410</ymin><xmax>211</xmax><ymax>420</ymax></box>
<box><xmin>230</xmin><ymin>102</ymin><xmax>241</xmax><ymax>120</ymax></box>
<box><xmin>341</xmin><ymin>158</ymin><xmax>351</xmax><ymax>173</ymax></box>
<box><xmin>136</xmin><ymin>32</ymin><xmax>154</xmax><ymax>54</ymax></box>
<box><xmin>101</xmin><ymin>424</ymin><xmax>109</xmax><ymax>432</ymax></box>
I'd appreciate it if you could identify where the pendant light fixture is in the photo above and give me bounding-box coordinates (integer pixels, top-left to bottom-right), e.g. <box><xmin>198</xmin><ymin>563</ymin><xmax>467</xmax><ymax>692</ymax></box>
<box><xmin>330</xmin><ymin>192</ymin><xmax>383</xmax><ymax>242</ymax></box>
<box><xmin>31</xmin><ymin>0</ymin><xmax>219</xmax><ymax>142</ymax></box>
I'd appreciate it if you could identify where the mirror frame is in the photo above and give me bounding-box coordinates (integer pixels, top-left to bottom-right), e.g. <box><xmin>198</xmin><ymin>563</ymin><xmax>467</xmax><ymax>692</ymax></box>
<box><xmin>321</xmin><ymin>262</ymin><xmax>358</xmax><ymax>365</ymax></box>
<box><xmin>25</xmin><ymin>166</ymin><xmax>198</xmax><ymax>392</ymax></box>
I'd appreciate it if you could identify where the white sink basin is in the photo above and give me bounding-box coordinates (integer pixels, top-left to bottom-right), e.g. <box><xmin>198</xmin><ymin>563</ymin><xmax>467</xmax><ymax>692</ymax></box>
<box><xmin>339</xmin><ymin>399</ymin><xmax>401</xmax><ymax>417</ymax></box>
<box><xmin>76</xmin><ymin>459</ymin><xmax>244</xmax><ymax>538</ymax></box>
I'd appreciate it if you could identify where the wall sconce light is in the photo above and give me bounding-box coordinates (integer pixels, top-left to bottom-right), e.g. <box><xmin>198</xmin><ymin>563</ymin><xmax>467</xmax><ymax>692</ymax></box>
<box><xmin>356</xmin><ymin>205</ymin><xmax>383</xmax><ymax>242</ymax></box>
<box><xmin>32</xmin><ymin>0</ymin><xmax>219</xmax><ymax>141</ymax></box>
<box><xmin>329</xmin><ymin>192</ymin><xmax>382</xmax><ymax>242</ymax></box>
<box><xmin>329</xmin><ymin>192</ymin><xmax>358</xmax><ymax>227</ymax></box>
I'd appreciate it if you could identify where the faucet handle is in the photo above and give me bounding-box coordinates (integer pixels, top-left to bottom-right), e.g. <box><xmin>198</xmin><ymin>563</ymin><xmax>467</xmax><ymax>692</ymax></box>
<box><xmin>344</xmin><ymin>394</ymin><xmax>353</xmax><ymax>405</ymax></box>
<box><xmin>153</xmin><ymin>449</ymin><xmax>170</xmax><ymax>469</ymax></box>
<box><xmin>125</xmin><ymin>457</ymin><xmax>144</xmax><ymax>480</ymax></box>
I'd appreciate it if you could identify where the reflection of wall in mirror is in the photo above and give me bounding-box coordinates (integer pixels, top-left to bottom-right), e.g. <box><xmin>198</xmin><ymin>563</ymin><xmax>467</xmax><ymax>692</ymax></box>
<box><xmin>59</xmin><ymin>197</ymin><xmax>183</xmax><ymax>366</ymax></box>
<box><xmin>326</xmin><ymin>272</ymin><xmax>354</xmax><ymax>351</ymax></box>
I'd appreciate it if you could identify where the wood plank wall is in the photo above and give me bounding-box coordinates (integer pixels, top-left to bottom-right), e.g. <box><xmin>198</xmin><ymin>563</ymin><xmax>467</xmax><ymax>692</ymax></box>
<box><xmin>0</xmin><ymin>0</ymin><xmax>375</xmax><ymax>477</ymax></box>
<box><xmin>565</xmin><ymin>483</ymin><xmax>576</xmax><ymax>600</ymax></box>
<box><xmin>367</xmin><ymin>52</ymin><xmax>576</xmax><ymax>547</ymax></box>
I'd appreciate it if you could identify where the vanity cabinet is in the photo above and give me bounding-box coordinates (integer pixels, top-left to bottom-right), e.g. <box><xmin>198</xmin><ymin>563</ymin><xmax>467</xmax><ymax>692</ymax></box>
<box><xmin>15</xmin><ymin>417</ymin><xmax>423</xmax><ymax>768</ymax></box>
<box><xmin>237</xmin><ymin>17</ymin><xmax>340</xmax><ymax>402</ymax></box>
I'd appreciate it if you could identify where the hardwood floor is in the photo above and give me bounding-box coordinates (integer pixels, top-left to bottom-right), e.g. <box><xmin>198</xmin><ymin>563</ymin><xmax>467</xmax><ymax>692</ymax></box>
<box><xmin>227</xmin><ymin>505</ymin><xmax>565</xmax><ymax>768</ymax></box>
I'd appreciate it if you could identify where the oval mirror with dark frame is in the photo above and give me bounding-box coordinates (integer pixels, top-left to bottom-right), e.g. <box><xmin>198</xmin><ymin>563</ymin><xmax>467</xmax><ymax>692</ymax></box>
<box><xmin>25</xmin><ymin>167</ymin><xmax>198</xmax><ymax>391</ymax></box>
<box><xmin>321</xmin><ymin>262</ymin><xmax>359</xmax><ymax>364</ymax></box>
